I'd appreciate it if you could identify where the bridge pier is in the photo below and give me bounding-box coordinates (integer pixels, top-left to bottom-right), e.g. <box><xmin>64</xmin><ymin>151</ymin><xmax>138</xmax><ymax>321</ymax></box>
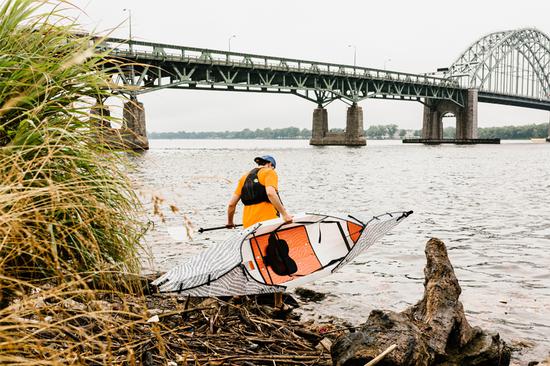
<box><xmin>309</xmin><ymin>103</ymin><xmax>366</xmax><ymax>146</ymax></box>
<box><xmin>90</xmin><ymin>103</ymin><xmax>111</xmax><ymax>129</ymax></box>
<box><xmin>310</xmin><ymin>107</ymin><xmax>328</xmax><ymax>143</ymax></box>
<box><xmin>89</xmin><ymin>101</ymin><xmax>149</xmax><ymax>150</ymax></box>
<box><xmin>345</xmin><ymin>103</ymin><xmax>367</xmax><ymax>145</ymax></box>
<box><xmin>122</xmin><ymin>100</ymin><xmax>149</xmax><ymax>150</ymax></box>
<box><xmin>90</xmin><ymin>103</ymin><xmax>115</xmax><ymax>148</ymax></box>
<box><xmin>422</xmin><ymin>89</ymin><xmax>478</xmax><ymax>142</ymax></box>
<box><xmin>460</xmin><ymin>88</ymin><xmax>478</xmax><ymax>139</ymax></box>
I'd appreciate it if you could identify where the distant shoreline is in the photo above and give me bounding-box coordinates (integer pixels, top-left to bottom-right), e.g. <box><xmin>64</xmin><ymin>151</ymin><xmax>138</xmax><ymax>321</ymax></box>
<box><xmin>148</xmin><ymin>123</ymin><xmax>549</xmax><ymax>140</ymax></box>
<box><xmin>147</xmin><ymin>137</ymin><xmax>544</xmax><ymax>141</ymax></box>
<box><xmin>149</xmin><ymin>136</ymin><xmax>311</xmax><ymax>140</ymax></box>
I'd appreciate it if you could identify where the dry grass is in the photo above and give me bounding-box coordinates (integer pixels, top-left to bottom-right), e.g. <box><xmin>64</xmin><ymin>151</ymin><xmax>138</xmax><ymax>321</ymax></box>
<box><xmin>0</xmin><ymin>277</ymin><xmax>149</xmax><ymax>365</ymax></box>
<box><xmin>0</xmin><ymin>0</ymin><xmax>145</xmax><ymax>288</ymax></box>
<box><xmin>0</xmin><ymin>124</ymin><xmax>145</xmax><ymax>284</ymax></box>
<box><xmin>0</xmin><ymin>1</ymin><xmax>153</xmax><ymax>364</ymax></box>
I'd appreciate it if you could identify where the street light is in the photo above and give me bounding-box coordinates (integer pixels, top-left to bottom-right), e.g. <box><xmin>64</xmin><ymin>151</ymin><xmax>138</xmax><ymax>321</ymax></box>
<box><xmin>347</xmin><ymin>44</ymin><xmax>357</xmax><ymax>68</ymax></box>
<box><xmin>228</xmin><ymin>34</ymin><xmax>236</xmax><ymax>52</ymax></box>
<box><xmin>384</xmin><ymin>58</ymin><xmax>392</xmax><ymax>70</ymax></box>
<box><xmin>123</xmin><ymin>8</ymin><xmax>133</xmax><ymax>52</ymax></box>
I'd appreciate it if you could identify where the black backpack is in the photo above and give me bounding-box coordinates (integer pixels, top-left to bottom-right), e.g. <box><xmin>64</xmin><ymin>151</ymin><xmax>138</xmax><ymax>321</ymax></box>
<box><xmin>240</xmin><ymin>168</ymin><xmax>270</xmax><ymax>206</ymax></box>
<box><xmin>264</xmin><ymin>232</ymin><xmax>298</xmax><ymax>276</ymax></box>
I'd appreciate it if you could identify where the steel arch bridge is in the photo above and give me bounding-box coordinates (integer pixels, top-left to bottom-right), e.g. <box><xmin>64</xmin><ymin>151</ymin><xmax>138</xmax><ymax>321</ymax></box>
<box><xmin>96</xmin><ymin>28</ymin><xmax>550</xmax><ymax>148</ymax></box>
<box><xmin>448</xmin><ymin>28</ymin><xmax>550</xmax><ymax>110</ymax></box>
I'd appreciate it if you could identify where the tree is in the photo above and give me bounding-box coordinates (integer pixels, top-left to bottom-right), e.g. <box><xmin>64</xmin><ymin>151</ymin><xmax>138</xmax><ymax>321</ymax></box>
<box><xmin>387</xmin><ymin>124</ymin><xmax>398</xmax><ymax>138</ymax></box>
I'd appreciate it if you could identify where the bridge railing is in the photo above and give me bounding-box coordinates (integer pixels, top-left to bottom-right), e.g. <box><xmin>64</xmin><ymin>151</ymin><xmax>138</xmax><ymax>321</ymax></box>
<box><xmin>97</xmin><ymin>37</ymin><xmax>460</xmax><ymax>89</ymax></box>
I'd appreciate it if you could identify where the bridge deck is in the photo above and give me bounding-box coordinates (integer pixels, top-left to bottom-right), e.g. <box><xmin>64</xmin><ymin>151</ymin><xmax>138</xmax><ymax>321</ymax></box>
<box><xmin>98</xmin><ymin>37</ymin><xmax>466</xmax><ymax>106</ymax></box>
<box><xmin>96</xmin><ymin>37</ymin><xmax>550</xmax><ymax>110</ymax></box>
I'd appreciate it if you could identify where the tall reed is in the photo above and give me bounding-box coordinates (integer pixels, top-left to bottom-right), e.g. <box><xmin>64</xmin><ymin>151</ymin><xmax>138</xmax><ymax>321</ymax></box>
<box><xmin>0</xmin><ymin>1</ymin><xmax>156</xmax><ymax>363</ymax></box>
<box><xmin>0</xmin><ymin>0</ymin><xmax>146</xmax><ymax>295</ymax></box>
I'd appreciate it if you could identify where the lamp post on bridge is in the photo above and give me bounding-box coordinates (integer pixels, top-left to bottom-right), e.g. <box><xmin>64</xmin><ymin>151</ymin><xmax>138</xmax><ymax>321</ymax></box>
<box><xmin>123</xmin><ymin>8</ymin><xmax>133</xmax><ymax>53</ymax></box>
<box><xmin>384</xmin><ymin>58</ymin><xmax>392</xmax><ymax>70</ymax></box>
<box><xmin>347</xmin><ymin>44</ymin><xmax>357</xmax><ymax>69</ymax></box>
<box><xmin>228</xmin><ymin>34</ymin><xmax>236</xmax><ymax>52</ymax></box>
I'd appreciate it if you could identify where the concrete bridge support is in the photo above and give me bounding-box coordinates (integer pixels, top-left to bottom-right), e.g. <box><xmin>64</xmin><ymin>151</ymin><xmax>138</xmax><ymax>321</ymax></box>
<box><xmin>90</xmin><ymin>101</ymin><xmax>149</xmax><ymax>150</ymax></box>
<box><xmin>345</xmin><ymin>104</ymin><xmax>367</xmax><ymax>145</ymax></box>
<box><xmin>310</xmin><ymin>103</ymin><xmax>366</xmax><ymax>146</ymax></box>
<box><xmin>90</xmin><ymin>103</ymin><xmax>114</xmax><ymax>148</ymax></box>
<box><xmin>422</xmin><ymin>89</ymin><xmax>478</xmax><ymax>141</ymax></box>
<box><xmin>123</xmin><ymin>100</ymin><xmax>149</xmax><ymax>150</ymax></box>
<box><xmin>90</xmin><ymin>104</ymin><xmax>111</xmax><ymax>129</ymax></box>
<box><xmin>311</xmin><ymin>107</ymin><xmax>329</xmax><ymax>143</ymax></box>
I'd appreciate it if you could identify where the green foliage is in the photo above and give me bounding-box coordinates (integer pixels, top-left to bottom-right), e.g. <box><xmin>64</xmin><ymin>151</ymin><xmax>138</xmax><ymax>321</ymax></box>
<box><xmin>0</xmin><ymin>2</ymin><xmax>115</xmax><ymax>146</ymax></box>
<box><xmin>149</xmin><ymin>123</ymin><xmax>549</xmax><ymax>140</ymax></box>
<box><xmin>443</xmin><ymin>127</ymin><xmax>456</xmax><ymax>138</ymax></box>
<box><xmin>478</xmin><ymin>123</ymin><xmax>548</xmax><ymax>139</ymax></box>
<box><xmin>436</xmin><ymin>124</ymin><xmax>548</xmax><ymax>139</ymax></box>
<box><xmin>0</xmin><ymin>2</ymin><xmax>150</xmax><ymax>364</ymax></box>
<box><xmin>365</xmin><ymin>124</ymin><xmax>399</xmax><ymax>139</ymax></box>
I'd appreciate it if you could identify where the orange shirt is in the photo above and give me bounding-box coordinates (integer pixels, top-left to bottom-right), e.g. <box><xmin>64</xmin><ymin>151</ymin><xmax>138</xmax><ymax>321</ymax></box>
<box><xmin>235</xmin><ymin>167</ymin><xmax>279</xmax><ymax>228</ymax></box>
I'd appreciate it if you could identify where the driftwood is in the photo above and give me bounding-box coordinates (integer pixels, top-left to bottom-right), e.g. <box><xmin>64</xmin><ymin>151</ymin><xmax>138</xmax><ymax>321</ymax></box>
<box><xmin>9</xmin><ymin>287</ymin><xmax>343</xmax><ymax>365</ymax></box>
<box><xmin>136</xmin><ymin>295</ymin><xmax>334</xmax><ymax>365</ymax></box>
<box><xmin>331</xmin><ymin>238</ymin><xmax>512</xmax><ymax>366</ymax></box>
<box><xmin>365</xmin><ymin>344</ymin><xmax>397</xmax><ymax>366</ymax></box>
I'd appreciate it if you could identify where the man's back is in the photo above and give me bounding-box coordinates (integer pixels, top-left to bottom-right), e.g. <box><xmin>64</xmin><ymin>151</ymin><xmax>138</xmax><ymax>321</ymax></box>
<box><xmin>235</xmin><ymin>167</ymin><xmax>279</xmax><ymax>228</ymax></box>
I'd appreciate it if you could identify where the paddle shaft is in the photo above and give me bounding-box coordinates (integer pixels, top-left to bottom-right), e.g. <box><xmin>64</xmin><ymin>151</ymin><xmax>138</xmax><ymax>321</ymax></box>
<box><xmin>198</xmin><ymin>224</ymin><xmax>242</xmax><ymax>233</ymax></box>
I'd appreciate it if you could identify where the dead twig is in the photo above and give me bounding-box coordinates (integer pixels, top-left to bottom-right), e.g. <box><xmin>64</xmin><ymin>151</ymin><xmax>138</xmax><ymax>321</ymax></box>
<box><xmin>365</xmin><ymin>344</ymin><xmax>397</xmax><ymax>366</ymax></box>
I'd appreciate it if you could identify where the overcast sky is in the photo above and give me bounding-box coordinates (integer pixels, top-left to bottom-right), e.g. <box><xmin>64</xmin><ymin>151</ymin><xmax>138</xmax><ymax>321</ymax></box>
<box><xmin>71</xmin><ymin>0</ymin><xmax>550</xmax><ymax>132</ymax></box>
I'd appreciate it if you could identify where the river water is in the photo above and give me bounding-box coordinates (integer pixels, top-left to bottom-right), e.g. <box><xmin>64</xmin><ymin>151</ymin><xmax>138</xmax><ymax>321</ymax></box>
<box><xmin>132</xmin><ymin>139</ymin><xmax>550</xmax><ymax>364</ymax></box>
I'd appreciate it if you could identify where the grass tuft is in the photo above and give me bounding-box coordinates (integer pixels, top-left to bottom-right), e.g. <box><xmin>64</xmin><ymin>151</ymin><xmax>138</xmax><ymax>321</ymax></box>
<box><xmin>0</xmin><ymin>1</ymin><xmax>154</xmax><ymax>363</ymax></box>
<box><xmin>0</xmin><ymin>0</ymin><xmax>145</xmax><ymax>288</ymax></box>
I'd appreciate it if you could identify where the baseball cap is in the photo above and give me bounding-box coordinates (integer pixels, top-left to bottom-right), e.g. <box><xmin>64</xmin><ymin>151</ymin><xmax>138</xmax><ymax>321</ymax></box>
<box><xmin>254</xmin><ymin>155</ymin><xmax>276</xmax><ymax>168</ymax></box>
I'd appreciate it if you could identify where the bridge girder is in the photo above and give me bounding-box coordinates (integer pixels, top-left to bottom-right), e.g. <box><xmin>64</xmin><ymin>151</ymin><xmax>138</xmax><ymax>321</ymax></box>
<box><xmin>448</xmin><ymin>28</ymin><xmax>550</xmax><ymax>102</ymax></box>
<box><xmin>100</xmin><ymin>37</ymin><xmax>464</xmax><ymax>107</ymax></box>
<box><xmin>109</xmin><ymin>61</ymin><xmax>465</xmax><ymax>107</ymax></box>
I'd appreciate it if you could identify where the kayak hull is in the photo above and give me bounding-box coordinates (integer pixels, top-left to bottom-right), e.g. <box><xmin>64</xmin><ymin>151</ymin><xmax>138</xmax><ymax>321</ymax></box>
<box><xmin>152</xmin><ymin>211</ymin><xmax>412</xmax><ymax>296</ymax></box>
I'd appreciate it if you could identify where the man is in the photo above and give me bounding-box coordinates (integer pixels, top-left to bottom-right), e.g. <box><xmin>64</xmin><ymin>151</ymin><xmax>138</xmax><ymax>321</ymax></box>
<box><xmin>227</xmin><ymin>155</ymin><xmax>292</xmax><ymax>228</ymax></box>
<box><xmin>226</xmin><ymin>155</ymin><xmax>293</xmax><ymax>308</ymax></box>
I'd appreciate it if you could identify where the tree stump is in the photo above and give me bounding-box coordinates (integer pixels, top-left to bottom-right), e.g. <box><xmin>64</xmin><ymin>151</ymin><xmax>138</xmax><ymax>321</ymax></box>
<box><xmin>331</xmin><ymin>238</ymin><xmax>511</xmax><ymax>366</ymax></box>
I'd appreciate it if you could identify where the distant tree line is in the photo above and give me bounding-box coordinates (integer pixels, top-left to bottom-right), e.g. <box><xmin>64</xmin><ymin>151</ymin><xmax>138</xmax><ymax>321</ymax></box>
<box><xmin>364</xmin><ymin>124</ymin><xmax>421</xmax><ymax>139</ymax></box>
<box><xmin>443</xmin><ymin>123</ymin><xmax>548</xmax><ymax>139</ymax></box>
<box><xmin>480</xmin><ymin>124</ymin><xmax>548</xmax><ymax>139</ymax></box>
<box><xmin>148</xmin><ymin>127</ymin><xmax>311</xmax><ymax>140</ymax></box>
<box><xmin>149</xmin><ymin>123</ymin><xmax>549</xmax><ymax>140</ymax></box>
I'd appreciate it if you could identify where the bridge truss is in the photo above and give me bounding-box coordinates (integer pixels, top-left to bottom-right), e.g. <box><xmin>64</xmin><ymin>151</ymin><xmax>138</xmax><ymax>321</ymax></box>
<box><xmin>99</xmin><ymin>37</ymin><xmax>464</xmax><ymax>107</ymax></box>
<box><xmin>448</xmin><ymin>28</ymin><xmax>550</xmax><ymax>110</ymax></box>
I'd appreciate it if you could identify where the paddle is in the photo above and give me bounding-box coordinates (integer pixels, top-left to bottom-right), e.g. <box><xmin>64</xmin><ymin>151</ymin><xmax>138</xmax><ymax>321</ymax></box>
<box><xmin>198</xmin><ymin>224</ymin><xmax>242</xmax><ymax>234</ymax></box>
